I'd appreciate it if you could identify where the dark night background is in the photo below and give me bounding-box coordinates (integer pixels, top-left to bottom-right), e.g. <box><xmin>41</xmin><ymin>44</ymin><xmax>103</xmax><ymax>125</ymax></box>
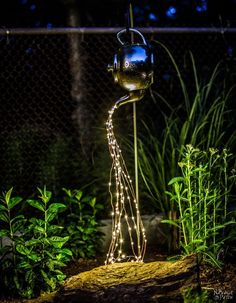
<box><xmin>1</xmin><ymin>1</ymin><xmax>236</xmax><ymax>197</ymax></box>
<box><xmin>1</xmin><ymin>0</ymin><xmax>236</xmax><ymax>28</ymax></box>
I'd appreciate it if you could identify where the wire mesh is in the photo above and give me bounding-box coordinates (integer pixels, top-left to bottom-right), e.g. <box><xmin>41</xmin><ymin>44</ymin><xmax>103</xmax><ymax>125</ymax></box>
<box><xmin>0</xmin><ymin>28</ymin><xmax>236</xmax><ymax>196</ymax></box>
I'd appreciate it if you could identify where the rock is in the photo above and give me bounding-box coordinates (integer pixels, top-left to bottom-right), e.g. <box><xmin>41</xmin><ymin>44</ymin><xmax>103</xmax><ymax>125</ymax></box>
<box><xmin>98</xmin><ymin>214</ymin><xmax>166</xmax><ymax>253</ymax></box>
<box><xmin>51</xmin><ymin>255</ymin><xmax>197</xmax><ymax>303</ymax></box>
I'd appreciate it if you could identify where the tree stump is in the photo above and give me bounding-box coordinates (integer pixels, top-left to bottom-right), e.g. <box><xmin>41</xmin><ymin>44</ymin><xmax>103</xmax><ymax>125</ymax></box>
<box><xmin>49</xmin><ymin>255</ymin><xmax>197</xmax><ymax>303</ymax></box>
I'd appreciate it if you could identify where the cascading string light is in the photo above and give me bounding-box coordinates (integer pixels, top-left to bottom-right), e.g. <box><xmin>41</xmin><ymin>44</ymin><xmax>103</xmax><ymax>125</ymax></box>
<box><xmin>105</xmin><ymin>102</ymin><xmax>147</xmax><ymax>265</ymax></box>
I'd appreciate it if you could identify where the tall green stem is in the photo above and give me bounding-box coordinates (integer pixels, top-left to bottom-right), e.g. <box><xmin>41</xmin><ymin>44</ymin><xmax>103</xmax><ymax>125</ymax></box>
<box><xmin>186</xmin><ymin>157</ymin><xmax>194</xmax><ymax>243</ymax></box>
<box><xmin>203</xmin><ymin>189</ymin><xmax>209</xmax><ymax>247</ymax></box>
<box><xmin>176</xmin><ymin>186</ymin><xmax>188</xmax><ymax>249</ymax></box>
<box><xmin>198</xmin><ymin>166</ymin><xmax>202</xmax><ymax>234</ymax></box>
<box><xmin>223</xmin><ymin>149</ymin><xmax>228</xmax><ymax>221</ymax></box>
<box><xmin>213</xmin><ymin>189</ymin><xmax>217</xmax><ymax>254</ymax></box>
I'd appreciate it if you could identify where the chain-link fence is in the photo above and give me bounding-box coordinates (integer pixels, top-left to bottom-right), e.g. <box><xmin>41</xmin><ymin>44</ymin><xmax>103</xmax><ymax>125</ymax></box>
<box><xmin>0</xmin><ymin>28</ymin><xmax>236</xmax><ymax>197</ymax></box>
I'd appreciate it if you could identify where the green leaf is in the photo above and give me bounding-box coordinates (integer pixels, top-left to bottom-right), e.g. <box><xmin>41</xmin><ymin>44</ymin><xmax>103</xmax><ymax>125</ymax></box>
<box><xmin>41</xmin><ymin>237</ymin><xmax>51</xmax><ymax>245</ymax></box>
<box><xmin>16</xmin><ymin>244</ymin><xmax>31</xmax><ymax>255</ymax></box>
<box><xmin>89</xmin><ymin>197</ymin><xmax>96</xmax><ymax>208</ymax></box>
<box><xmin>17</xmin><ymin>261</ymin><xmax>32</xmax><ymax>269</ymax></box>
<box><xmin>84</xmin><ymin>227</ymin><xmax>96</xmax><ymax>234</ymax></box>
<box><xmin>25</xmin><ymin>270</ymin><xmax>36</xmax><ymax>289</ymax></box>
<box><xmin>0</xmin><ymin>212</ymin><xmax>9</xmax><ymax>223</ymax></box>
<box><xmin>48</xmin><ymin>236</ymin><xmax>69</xmax><ymax>249</ymax></box>
<box><xmin>13</xmin><ymin>273</ymin><xmax>21</xmax><ymax>293</ymax></box>
<box><xmin>27</xmin><ymin>199</ymin><xmax>45</xmax><ymax>212</ymax></box>
<box><xmin>82</xmin><ymin>234</ymin><xmax>88</xmax><ymax>241</ymax></box>
<box><xmin>47</xmin><ymin>203</ymin><xmax>66</xmax><ymax>222</ymax></box>
<box><xmin>204</xmin><ymin>252</ymin><xmax>223</xmax><ymax>268</ymax></box>
<box><xmin>0</xmin><ymin>204</ymin><xmax>7</xmax><ymax>211</ymax></box>
<box><xmin>95</xmin><ymin>204</ymin><xmax>104</xmax><ymax>210</ymax></box>
<box><xmin>33</xmin><ymin>225</ymin><xmax>45</xmax><ymax>234</ymax></box>
<box><xmin>25</xmin><ymin>239</ymin><xmax>41</xmax><ymax>246</ymax></box>
<box><xmin>38</xmin><ymin>187</ymin><xmax>52</xmax><ymax>204</ymax></box>
<box><xmin>46</xmin><ymin>259</ymin><xmax>55</xmax><ymax>271</ymax></box>
<box><xmin>77</xmin><ymin>248</ymin><xmax>85</xmax><ymax>258</ymax></box>
<box><xmin>189</xmin><ymin>239</ymin><xmax>204</xmax><ymax>244</ymax></box>
<box><xmin>56</xmin><ymin>274</ymin><xmax>66</xmax><ymax>281</ymax></box>
<box><xmin>9</xmin><ymin>196</ymin><xmax>23</xmax><ymax>210</ymax></box>
<box><xmin>46</xmin><ymin>212</ymin><xmax>57</xmax><ymax>223</ymax></box>
<box><xmin>40</xmin><ymin>269</ymin><xmax>56</xmax><ymax>290</ymax></box>
<box><xmin>4</xmin><ymin>187</ymin><xmax>13</xmax><ymax>205</ymax></box>
<box><xmin>168</xmin><ymin>176</ymin><xmax>184</xmax><ymax>186</ymax></box>
<box><xmin>60</xmin><ymin>248</ymin><xmax>73</xmax><ymax>256</ymax></box>
<box><xmin>77</xmin><ymin>226</ymin><xmax>84</xmax><ymax>233</ymax></box>
<box><xmin>11</xmin><ymin>215</ymin><xmax>26</xmax><ymax>233</ymax></box>
<box><xmin>161</xmin><ymin>219</ymin><xmax>180</xmax><ymax>228</ymax></box>
<box><xmin>195</xmin><ymin>245</ymin><xmax>208</xmax><ymax>252</ymax></box>
<box><xmin>47</xmin><ymin>225</ymin><xmax>64</xmax><ymax>233</ymax></box>
<box><xmin>45</xmin><ymin>250</ymin><xmax>54</xmax><ymax>259</ymax></box>
<box><xmin>48</xmin><ymin>203</ymin><xmax>66</xmax><ymax>213</ymax></box>
<box><xmin>22</xmin><ymin>287</ymin><xmax>33</xmax><ymax>300</ymax></box>
<box><xmin>11</xmin><ymin>215</ymin><xmax>25</xmax><ymax>224</ymax></box>
<box><xmin>62</xmin><ymin>188</ymin><xmax>72</xmax><ymax>197</ymax></box>
<box><xmin>75</xmin><ymin>190</ymin><xmax>83</xmax><ymax>201</ymax></box>
<box><xmin>29</xmin><ymin>218</ymin><xmax>45</xmax><ymax>226</ymax></box>
<box><xmin>50</xmin><ymin>259</ymin><xmax>66</xmax><ymax>267</ymax></box>
<box><xmin>0</xmin><ymin>229</ymin><xmax>9</xmax><ymax>237</ymax></box>
<box><xmin>12</xmin><ymin>220</ymin><xmax>27</xmax><ymax>234</ymax></box>
<box><xmin>28</xmin><ymin>253</ymin><xmax>41</xmax><ymax>262</ymax></box>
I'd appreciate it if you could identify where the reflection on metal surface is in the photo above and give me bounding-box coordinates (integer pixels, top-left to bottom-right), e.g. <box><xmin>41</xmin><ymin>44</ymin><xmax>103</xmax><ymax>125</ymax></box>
<box><xmin>108</xmin><ymin>28</ymin><xmax>154</xmax><ymax>92</ymax></box>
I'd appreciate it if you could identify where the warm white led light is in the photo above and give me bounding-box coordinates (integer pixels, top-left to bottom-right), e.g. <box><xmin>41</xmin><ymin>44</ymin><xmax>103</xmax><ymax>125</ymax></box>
<box><xmin>105</xmin><ymin>103</ymin><xmax>147</xmax><ymax>264</ymax></box>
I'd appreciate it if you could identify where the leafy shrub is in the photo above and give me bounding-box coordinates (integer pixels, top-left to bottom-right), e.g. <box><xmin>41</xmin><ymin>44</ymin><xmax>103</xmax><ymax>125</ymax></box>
<box><xmin>62</xmin><ymin>188</ymin><xmax>104</xmax><ymax>258</ymax></box>
<box><xmin>0</xmin><ymin>188</ymin><xmax>26</xmax><ymax>296</ymax></box>
<box><xmin>182</xmin><ymin>287</ymin><xmax>214</xmax><ymax>303</ymax></box>
<box><xmin>163</xmin><ymin>145</ymin><xmax>236</xmax><ymax>267</ymax></box>
<box><xmin>0</xmin><ymin>187</ymin><xmax>72</xmax><ymax>298</ymax></box>
<box><xmin>0</xmin><ymin>186</ymin><xmax>103</xmax><ymax>299</ymax></box>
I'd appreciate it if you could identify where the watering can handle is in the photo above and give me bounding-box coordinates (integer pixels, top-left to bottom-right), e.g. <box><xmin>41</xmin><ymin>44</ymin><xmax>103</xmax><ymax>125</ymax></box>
<box><xmin>117</xmin><ymin>28</ymin><xmax>147</xmax><ymax>46</ymax></box>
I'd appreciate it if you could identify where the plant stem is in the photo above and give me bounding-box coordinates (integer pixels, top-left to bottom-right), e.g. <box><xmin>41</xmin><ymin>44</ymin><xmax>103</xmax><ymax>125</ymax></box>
<box><xmin>203</xmin><ymin>189</ymin><xmax>209</xmax><ymax>247</ymax></box>
<box><xmin>198</xmin><ymin>165</ymin><xmax>202</xmax><ymax>233</ymax></box>
<box><xmin>176</xmin><ymin>187</ymin><xmax>188</xmax><ymax>249</ymax></box>
<box><xmin>213</xmin><ymin>189</ymin><xmax>216</xmax><ymax>255</ymax></box>
<box><xmin>223</xmin><ymin>149</ymin><xmax>228</xmax><ymax>221</ymax></box>
<box><xmin>186</xmin><ymin>156</ymin><xmax>194</xmax><ymax>243</ymax></box>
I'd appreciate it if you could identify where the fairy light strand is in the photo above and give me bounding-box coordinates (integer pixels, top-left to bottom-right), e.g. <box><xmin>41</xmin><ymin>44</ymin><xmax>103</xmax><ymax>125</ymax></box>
<box><xmin>105</xmin><ymin>102</ymin><xmax>147</xmax><ymax>265</ymax></box>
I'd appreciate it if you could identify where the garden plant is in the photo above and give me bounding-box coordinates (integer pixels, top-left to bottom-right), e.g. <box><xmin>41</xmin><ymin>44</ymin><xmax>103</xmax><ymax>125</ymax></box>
<box><xmin>0</xmin><ymin>186</ymin><xmax>102</xmax><ymax>299</ymax></box>
<box><xmin>163</xmin><ymin>145</ymin><xmax>236</xmax><ymax>267</ymax></box>
<box><xmin>135</xmin><ymin>48</ymin><xmax>236</xmax><ymax>251</ymax></box>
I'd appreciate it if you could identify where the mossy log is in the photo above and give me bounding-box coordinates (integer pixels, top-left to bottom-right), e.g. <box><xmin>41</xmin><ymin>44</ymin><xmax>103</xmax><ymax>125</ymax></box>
<box><xmin>58</xmin><ymin>255</ymin><xmax>197</xmax><ymax>303</ymax></box>
<box><xmin>30</xmin><ymin>255</ymin><xmax>197</xmax><ymax>303</ymax></box>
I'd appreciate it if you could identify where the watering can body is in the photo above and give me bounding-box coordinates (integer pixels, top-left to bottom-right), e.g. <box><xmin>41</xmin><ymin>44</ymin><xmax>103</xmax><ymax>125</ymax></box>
<box><xmin>108</xmin><ymin>29</ymin><xmax>154</xmax><ymax>92</ymax></box>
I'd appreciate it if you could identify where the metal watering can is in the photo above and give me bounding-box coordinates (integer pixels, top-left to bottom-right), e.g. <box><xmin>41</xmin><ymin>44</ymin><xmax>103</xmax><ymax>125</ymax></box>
<box><xmin>108</xmin><ymin>28</ymin><xmax>154</xmax><ymax>105</ymax></box>
<box><xmin>105</xmin><ymin>28</ymin><xmax>154</xmax><ymax>264</ymax></box>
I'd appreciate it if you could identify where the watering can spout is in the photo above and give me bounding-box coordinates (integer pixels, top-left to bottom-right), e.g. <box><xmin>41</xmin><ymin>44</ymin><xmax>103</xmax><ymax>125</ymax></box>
<box><xmin>115</xmin><ymin>90</ymin><xmax>145</xmax><ymax>108</ymax></box>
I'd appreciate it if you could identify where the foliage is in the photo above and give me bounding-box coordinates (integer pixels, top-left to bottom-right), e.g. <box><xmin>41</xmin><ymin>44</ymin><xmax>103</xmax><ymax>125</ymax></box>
<box><xmin>62</xmin><ymin>188</ymin><xmax>104</xmax><ymax>258</ymax></box>
<box><xmin>0</xmin><ymin>187</ymin><xmax>72</xmax><ymax>298</ymax></box>
<box><xmin>182</xmin><ymin>287</ymin><xmax>214</xmax><ymax>303</ymax></box>
<box><xmin>163</xmin><ymin>145</ymin><xmax>236</xmax><ymax>267</ymax></box>
<box><xmin>137</xmin><ymin>49</ymin><xmax>236</xmax><ymax>216</ymax></box>
<box><xmin>0</xmin><ymin>187</ymin><xmax>26</xmax><ymax>296</ymax></box>
<box><xmin>0</xmin><ymin>186</ymin><xmax>103</xmax><ymax>299</ymax></box>
<box><xmin>19</xmin><ymin>187</ymin><xmax>71</xmax><ymax>298</ymax></box>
